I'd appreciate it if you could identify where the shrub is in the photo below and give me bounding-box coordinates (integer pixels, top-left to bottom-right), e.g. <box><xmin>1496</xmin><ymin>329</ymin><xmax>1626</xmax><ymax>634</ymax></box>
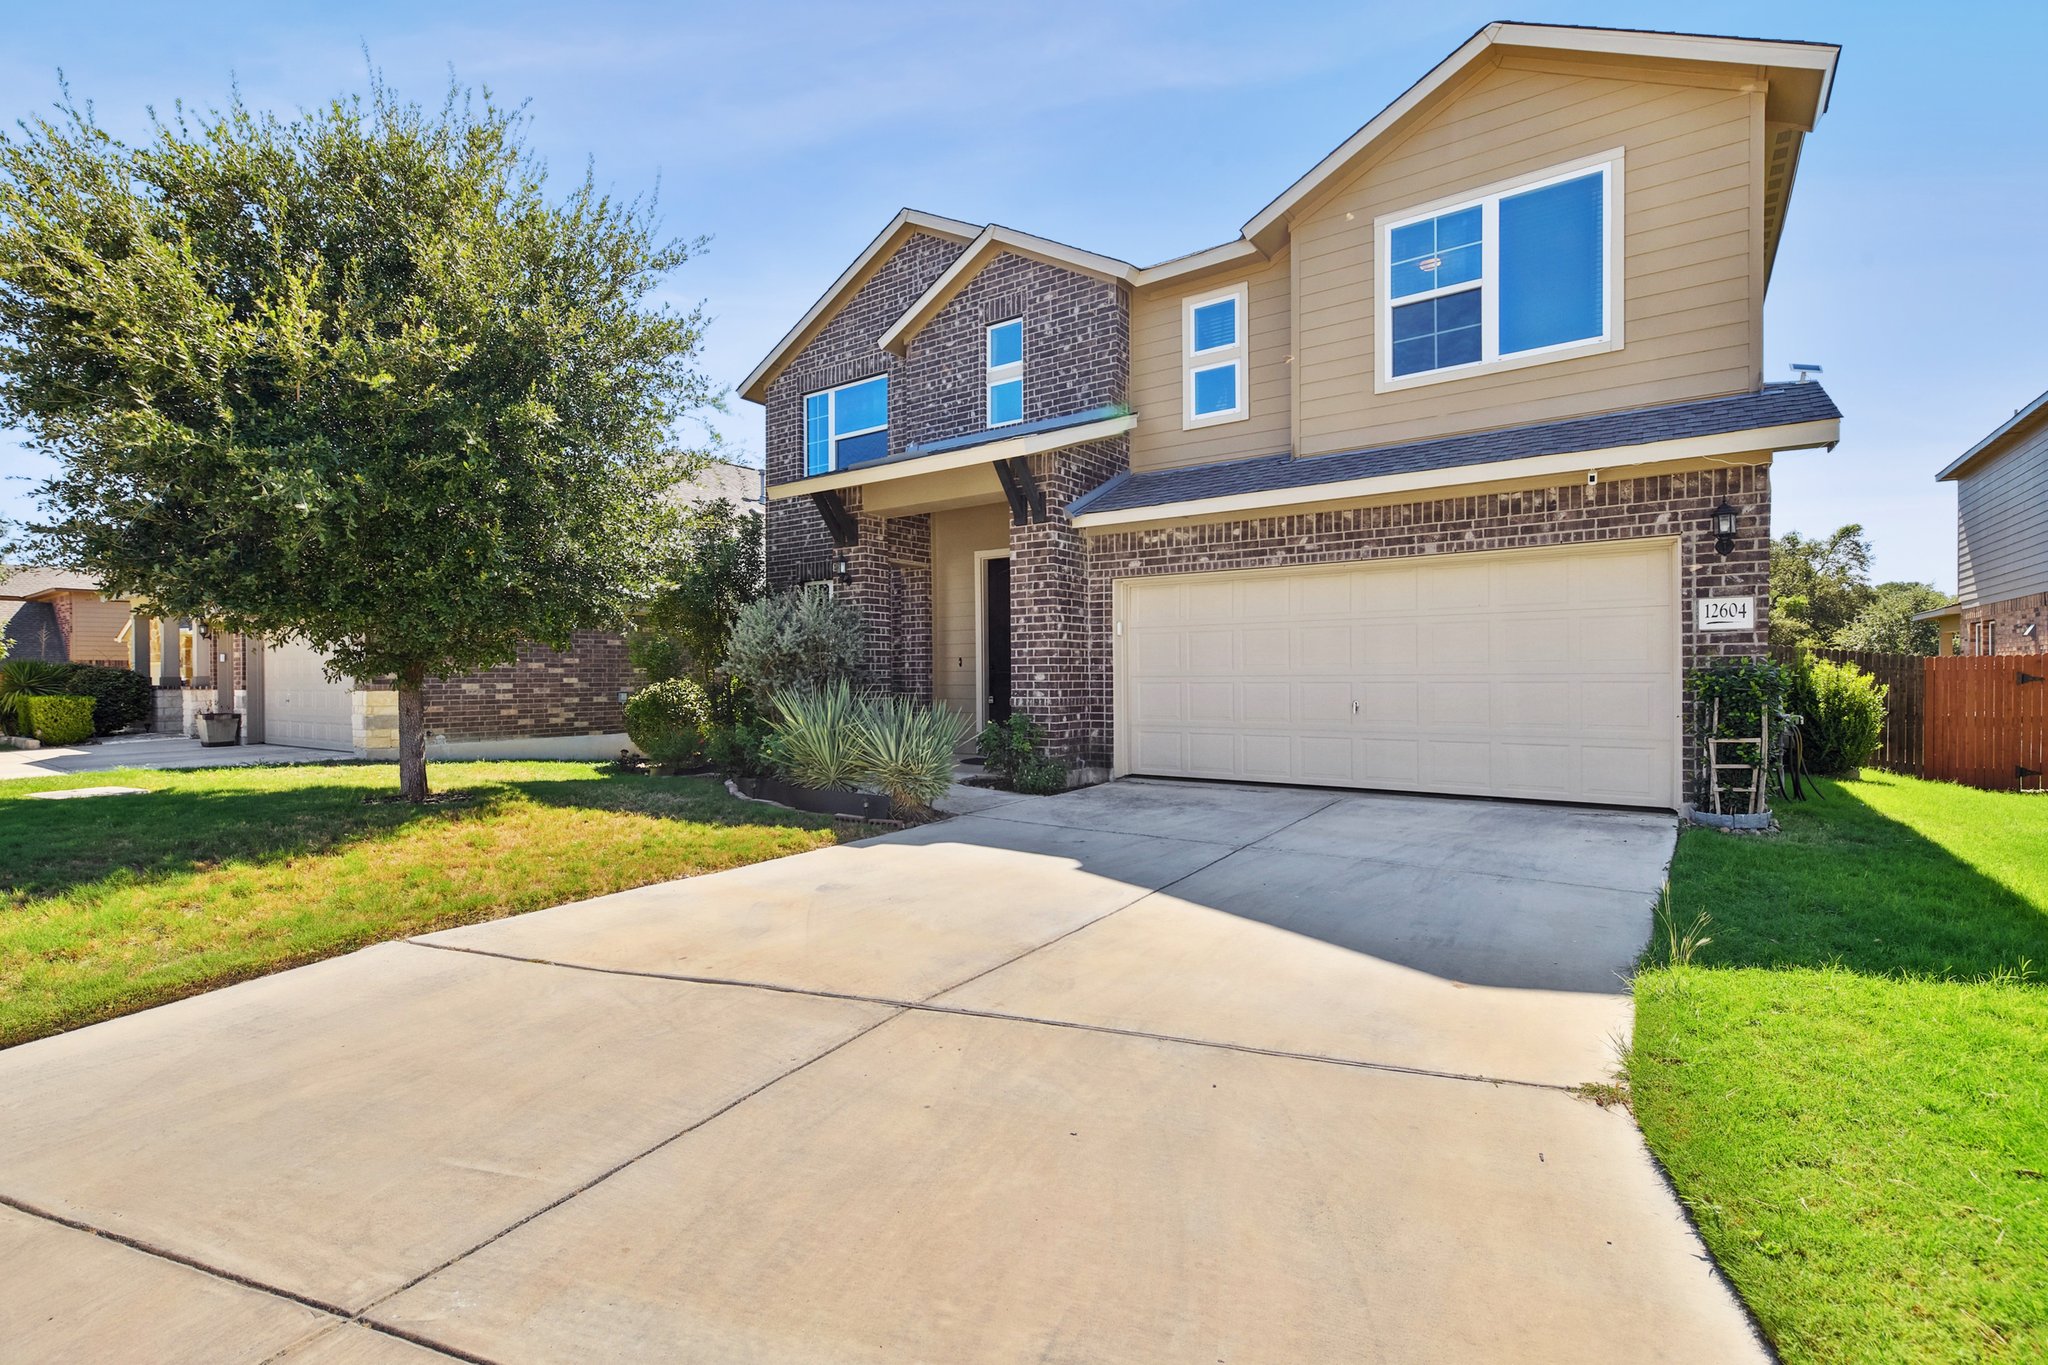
<box><xmin>623</xmin><ymin>678</ymin><xmax>708</xmax><ymax>770</ymax></box>
<box><xmin>703</xmin><ymin>720</ymin><xmax>774</xmax><ymax>777</ymax></box>
<box><xmin>859</xmin><ymin>694</ymin><xmax>970</xmax><ymax>815</ymax></box>
<box><xmin>54</xmin><ymin>664</ymin><xmax>153</xmax><ymax>734</ymax></box>
<box><xmin>1014</xmin><ymin>753</ymin><xmax>1068</xmax><ymax>795</ymax></box>
<box><xmin>724</xmin><ymin>584</ymin><xmax>863</xmax><ymax>698</ymax></box>
<box><xmin>1791</xmin><ymin>655</ymin><xmax>1887</xmax><ymax>776</ymax></box>
<box><xmin>626</xmin><ymin>630</ymin><xmax>688</xmax><ymax>685</ymax></box>
<box><xmin>20</xmin><ymin>694</ymin><xmax>94</xmax><ymax>745</ymax></box>
<box><xmin>765</xmin><ymin>679</ymin><xmax>869</xmax><ymax>791</ymax></box>
<box><xmin>1687</xmin><ymin>658</ymin><xmax>1791</xmax><ymax>808</ymax></box>
<box><xmin>0</xmin><ymin>658</ymin><xmax>70</xmax><ymax>734</ymax></box>
<box><xmin>975</xmin><ymin>712</ymin><xmax>1067</xmax><ymax>793</ymax></box>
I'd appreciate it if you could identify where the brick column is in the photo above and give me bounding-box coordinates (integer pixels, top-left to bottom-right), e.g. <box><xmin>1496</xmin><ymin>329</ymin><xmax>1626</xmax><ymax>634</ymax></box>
<box><xmin>838</xmin><ymin>488</ymin><xmax>934</xmax><ymax>698</ymax></box>
<box><xmin>1008</xmin><ymin>437</ymin><xmax>1126</xmax><ymax>771</ymax></box>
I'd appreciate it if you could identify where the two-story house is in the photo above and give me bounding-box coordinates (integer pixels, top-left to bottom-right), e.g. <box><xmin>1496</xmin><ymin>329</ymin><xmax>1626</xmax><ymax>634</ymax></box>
<box><xmin>743</xmin><ymin>22</ymin><xmax>1842</xmax><ymax>810</ymax></box>
<box><xmin>1935</xmin><ymin>390</ymin><xmax>2048</xmax><ymax>655</ymax></box>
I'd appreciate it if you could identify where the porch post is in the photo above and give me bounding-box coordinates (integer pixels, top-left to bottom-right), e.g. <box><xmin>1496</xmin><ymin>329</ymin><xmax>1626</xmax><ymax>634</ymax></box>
<box><xmin>129</xmin><ymin>612</ymin><xmax>149</xmax><ymax>675</ymax></box>
<box><xmin>216</xmin><ymin>633</ymin><xmax>236</xmax><ymax>714</ymax></box>
<box><xmin>242</xmin><ymin>637</ymin><xmax>266</xmax><ymax>744</ymax></box>
<box><xmin>190</xmin><ymin>623</ymin><xmax>212</xmax><ymax>691</ymax></box>
<box><xmin>155</xmin><ymin>617</ymin><xmax>183</xmax><ymax>687</ymax></box>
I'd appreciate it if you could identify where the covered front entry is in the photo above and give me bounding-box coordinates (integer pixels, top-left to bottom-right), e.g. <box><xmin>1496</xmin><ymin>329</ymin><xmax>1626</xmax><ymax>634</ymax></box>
<box><xmin>1114</xmin><ymin>539</ymin><xmax>1681</xmax><ymax>807</ymax></box>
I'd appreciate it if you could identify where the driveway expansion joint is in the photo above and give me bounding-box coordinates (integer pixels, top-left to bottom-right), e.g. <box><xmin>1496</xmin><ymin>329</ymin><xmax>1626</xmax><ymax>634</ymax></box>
<box><xmin>404</xmin><ymin>938</ymin><xmax>1580</xmax><ymax>1095</ymax></box>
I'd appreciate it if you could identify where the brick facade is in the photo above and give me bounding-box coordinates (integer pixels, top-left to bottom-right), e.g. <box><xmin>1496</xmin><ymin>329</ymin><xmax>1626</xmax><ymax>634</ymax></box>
<box><xmin>1961</xmin><ymin>590</ymin><xmax>2048</xmax><ymax>656</ymax></box>
<box><xmin>1080</xmin><ymin>464</ymin><xmax>1773</xmax><ymax>794</ymax></box>
<box><xmin>418</xmin><ymin>632</ymin><xmax>635</xmax><ymax>743</ymax></box>
<box><xmin>765</xmin><ymin>232</ymin><xmax>967</xmax><ymax>589</ymax></box>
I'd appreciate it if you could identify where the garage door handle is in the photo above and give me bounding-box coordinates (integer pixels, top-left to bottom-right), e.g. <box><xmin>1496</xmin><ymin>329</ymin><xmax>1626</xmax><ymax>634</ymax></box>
<box><xmin>1352</xmin><ymin>699</ymin><xmax>1360</xmax><ymax>715</ymax></box>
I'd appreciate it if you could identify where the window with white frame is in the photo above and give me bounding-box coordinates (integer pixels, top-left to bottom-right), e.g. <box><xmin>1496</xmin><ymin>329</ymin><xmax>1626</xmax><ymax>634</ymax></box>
<box><xmin>1182</xmin><ymin>282</ymin><xmax>1248</xmax><ymax>428</ymax></box>
<box><xmin>803</xmin><ymin>374</ymin><xmax>889</xmax><ymax>475</ymax></box>
<box><xmin>1378</xmin><ymin>153</ymin><xmax>1620</xmax><ymax>390</ymax></box>
<box><xmin>986</xmin><ymin>319</ymin><xmax>1023</xmax><ymax>427</ymax></box>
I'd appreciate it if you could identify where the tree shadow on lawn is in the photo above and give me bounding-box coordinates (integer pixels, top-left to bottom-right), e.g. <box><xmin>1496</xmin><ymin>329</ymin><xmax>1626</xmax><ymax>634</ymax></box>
<box><xmin>0</xmin><ymin>768</ymin><xmax>829</xmax><ymax>904</ymax></box>
<box><xmin>1669</xmin><ymin>773</ymin><xmax>2048</xmax><ymax>980</ymax></box>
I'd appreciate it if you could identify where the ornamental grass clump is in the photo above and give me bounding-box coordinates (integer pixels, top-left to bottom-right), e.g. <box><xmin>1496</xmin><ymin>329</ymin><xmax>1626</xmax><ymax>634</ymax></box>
<box><xmin>764</xmin><ymin>681</ymin><xmax>970</xmax><ymax>817</ymax></box>
<box><xmin>765</xmin><ymin>679</ymin><xmax>871</xmax><ymax>792</ymax></box>
<box><xmin>859</xmin><ymin>693</ymin><xmax>970</xmax><ymax>816</ymax></box>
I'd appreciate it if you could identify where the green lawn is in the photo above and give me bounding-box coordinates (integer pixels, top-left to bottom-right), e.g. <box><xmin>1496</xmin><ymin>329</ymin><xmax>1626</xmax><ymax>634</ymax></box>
<box><xmin>1630</xmin><ymin>773</ymin><xmax>2048</xmax><ymax>1363</ymax></box>
<box><xmin>0</xmin><ymin>761</ymin><xmax>855</xmax><ymax>1049</ymax></box>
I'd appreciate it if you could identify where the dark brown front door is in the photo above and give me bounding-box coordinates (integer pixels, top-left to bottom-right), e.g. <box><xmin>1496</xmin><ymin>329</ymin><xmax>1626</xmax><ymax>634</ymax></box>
<box><xmin>984</xmin><ymin>555</ymin><xmax>1012</xmax><ymax>725</ymax></box>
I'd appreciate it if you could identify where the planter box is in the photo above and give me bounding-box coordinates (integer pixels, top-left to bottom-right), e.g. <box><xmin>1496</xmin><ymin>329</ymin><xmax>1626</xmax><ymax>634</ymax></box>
<box><xmin>198</xmin><ymin>712</ymin><xmax>243</xmax><ymax>748</ymax></box>
<box><xmin>734</xmin><ymin>774</ymin><xmax>893</xmax><ymax>820</ymax></box>
<box><xmin>1686</xmin><ymin>806</ymin><xmax>1774</xmax><ymax>832</ymax></box>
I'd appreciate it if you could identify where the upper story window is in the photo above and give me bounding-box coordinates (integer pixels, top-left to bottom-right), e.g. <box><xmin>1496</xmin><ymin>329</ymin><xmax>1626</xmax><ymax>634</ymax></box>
<box><xmin>803</xmin><ymin>374</ymin><xmax>889</xmax><ymax>475</ymax></box>
<box><xmin>1182</xmin><ymin>282</ymin><xmax>1248</xmax><ymax>429</ymax></box>
<box><xmin>987</xmin><ymin>319</ymin><xmax>1023</xmax><ymax>427</ymax></box>
<box><xmin>1377</xmin><ymin>151</ymin><xmax>1621</xmax><ymax>391</ymax></box>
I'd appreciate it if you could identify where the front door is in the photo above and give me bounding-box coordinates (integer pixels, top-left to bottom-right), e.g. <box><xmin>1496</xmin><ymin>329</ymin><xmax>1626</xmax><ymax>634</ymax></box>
<box><xmin>983</xmin><ymin>555</ymin><xmax>1012</xmax><ymax>726</ymax></box>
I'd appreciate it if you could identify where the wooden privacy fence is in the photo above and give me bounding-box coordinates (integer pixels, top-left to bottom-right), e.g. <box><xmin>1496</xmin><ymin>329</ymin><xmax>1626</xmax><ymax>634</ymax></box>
<box><xmin>1922</xmin><ymin>655</ymin><xmax>2048</xmax><ymax>792</ymax></box>
<box><xmin>1769</xmin><ymin>646</ymin><xmax>2048</xmax><ymax>790</ymax></box>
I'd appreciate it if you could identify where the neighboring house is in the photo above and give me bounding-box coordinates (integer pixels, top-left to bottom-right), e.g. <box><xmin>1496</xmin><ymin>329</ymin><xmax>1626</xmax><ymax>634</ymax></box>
<box><xmin>1935</xmin><ymin>390</ymin><xmax>2048</xmax><ymax>656</ymax></box>
<box><xmin>0</xmin><ymin>566</ymin><xmax>136</xmax><ymax>666</ymax></box>
<box><xmin>15</xmin><ymin>457</ymin><xmax>765</xmax><ymax>754</ymax></box>
<box><xmin>743</xmin><ymin>22</ymin><xmax>1843</xmax><ymax>810</ymax></box>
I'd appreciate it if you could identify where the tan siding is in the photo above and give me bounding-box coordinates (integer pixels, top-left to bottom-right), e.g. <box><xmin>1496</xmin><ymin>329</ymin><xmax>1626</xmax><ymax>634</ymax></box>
<box><xmin>1289</xmin><ymin>60</ymin><xmax>1762</xmax><ymax>455</ymax></box>
<box><xmin>65</xmin><ymin>594</ymin><xmax>134</xmax><ymax>664</ymax></box>
<box><xmin>1957</xmin><ymin>422</ymin><xmax>2048</xmax><ymax>606</ymax></box>
<box><xmin>1128</xmin><ymin>249</ymin><xmax>1293</xmax><ymax>474</ymax></box>
<box><xmin>931</xmin><ymin>502</ymin><xmax>1011</xmax><ymax>721</ymax></box>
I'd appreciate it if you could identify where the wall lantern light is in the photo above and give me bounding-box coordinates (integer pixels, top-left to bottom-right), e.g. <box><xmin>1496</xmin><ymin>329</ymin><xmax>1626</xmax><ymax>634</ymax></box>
<box><xmin>832</xmin><ymin>551</ymin><xmax>852</xmax><ymax>585</ymax></box>
<box><xmin>1712</xmin><ymin>502</ymin><xmax>1739</xmax><ymax>556</ymax></box>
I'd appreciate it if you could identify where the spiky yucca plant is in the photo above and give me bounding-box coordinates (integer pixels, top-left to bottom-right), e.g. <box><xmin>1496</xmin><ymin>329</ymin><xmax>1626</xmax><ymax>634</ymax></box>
<box><xmin>766</xmin><ymin>679</ymin><xmax>871</xmax><ymax>792</ymax></box>
<box><xmin>859</xmin><ymin>694</ymin><xmax>970</xmax><ymax>815</ymax></box>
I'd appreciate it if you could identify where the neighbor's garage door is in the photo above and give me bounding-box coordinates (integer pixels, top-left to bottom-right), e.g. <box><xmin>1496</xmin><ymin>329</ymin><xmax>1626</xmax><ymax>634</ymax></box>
<box><xmin>1117</xmin><ymin>540</ymin><xmax>1679</xmax><ymax>807</ymax></box>
<box><xmin>264</xmin><ymin>639</ymin><xmax>354</xmax><ymax>751</ymax></box>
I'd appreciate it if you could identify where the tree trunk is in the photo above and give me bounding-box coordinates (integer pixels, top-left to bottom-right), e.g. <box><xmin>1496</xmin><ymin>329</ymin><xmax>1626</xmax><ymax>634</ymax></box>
<box><xmin>397</xmin><ymin>664</ymin><xmax>430</xmax><ymax>803</ymax></box>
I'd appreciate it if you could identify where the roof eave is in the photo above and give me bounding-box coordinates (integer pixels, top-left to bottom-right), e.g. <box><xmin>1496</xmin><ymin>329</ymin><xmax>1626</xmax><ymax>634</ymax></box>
<box><xmin>879</xmin><ymin>226</ymin><xmax>1139</xmax><ymax>357</ymax></box>
<box><xmin>739</xmin><ymin>208</ymin><xmax>979</xmax><ymax>405</ymax></box>
<box><xmin>1937</xmin><ymin>390</ymin><xmax>2048</xmax><ymax>481</ymax></box>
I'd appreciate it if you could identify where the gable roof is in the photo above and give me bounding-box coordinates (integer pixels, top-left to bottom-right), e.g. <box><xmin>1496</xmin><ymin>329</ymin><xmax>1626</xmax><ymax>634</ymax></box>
<box><xmin>738</xmin><ymin>209</ymin><xmax>977</xmax><ymax>404</ymax></box>
<box><xmin>1069</xmin><ymin>383</ymin><xmax>1841</xmax><ymax>523</ymax></box>
<box><xmin>878</xmin><ymin>225</ymin><xmax>1139</xmax><ymax>356</ymax></box>
<box><xmin>1936</xmin><ymin>389</ymin><xmax>2048</xmax><ymax>482</ymax></box>
<box><xmin>1239</xmin><ymin>22</ymin><xmax>1838</xmax><ymax>255</ymax></box>
<box><xmin>742</xmin><ymin>24</ymin><xmax>1839</xmax><ymax>409</ymax></box>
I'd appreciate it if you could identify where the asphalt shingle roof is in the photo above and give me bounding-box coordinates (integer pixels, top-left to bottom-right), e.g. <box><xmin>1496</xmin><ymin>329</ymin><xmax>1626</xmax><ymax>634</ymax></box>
<box><xmin>1068</xmin><ymin>383</ymin><xmax>1840</xmax><ymax>517</ymax></box>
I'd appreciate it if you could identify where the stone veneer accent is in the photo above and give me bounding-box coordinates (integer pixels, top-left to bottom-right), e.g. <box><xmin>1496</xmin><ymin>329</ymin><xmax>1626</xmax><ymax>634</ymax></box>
<box><xmin>1960</xmin><ymin>590</ymin><xmax>2048</xmax><ymax>656</ymax></box>
<box><xmin>1079</xmin><ymin>463</ymin><xmax>1773</xmax><ymax>798</ymax></box>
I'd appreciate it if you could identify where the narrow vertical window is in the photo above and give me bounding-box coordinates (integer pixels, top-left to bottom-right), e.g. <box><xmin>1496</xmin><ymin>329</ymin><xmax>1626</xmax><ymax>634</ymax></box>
<box><xmin>1182</xmin><ymin>282</ymin><xmax>1248</xmax><ymax>429</ymax></box>
<box><xmin>804</xmin><ymin>392</ymin><xmax>830</xmax><ymax>476</ymax></box>
<box><xmin>987</xmin><ymin>319</ymin><xmax>1023</xmax><ymax>427</ymax></box>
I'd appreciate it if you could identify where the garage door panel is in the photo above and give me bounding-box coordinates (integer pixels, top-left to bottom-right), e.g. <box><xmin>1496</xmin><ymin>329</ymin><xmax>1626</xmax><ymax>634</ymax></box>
<box><xmin>1495</xmin><ymin>680</ymin><xmax>1574</xmax><ymax>728</ymax></box>
<box><xmin>264</xmin><ymin>640</ymin><xmax>353</xmax><ymax>752</ymax></box>
<box><xmin>1498</xmin><ymin>557</ymin><xmax>1573</xmax><ymax>608</ymax></box>
<box><xmin>1186</xmin><ymin>682</ymin><xmax>1236</xmax><ymax>724</ymax></box>
<box><xmin>1353</xmin><ymin>622</ymin><xmax>1418</xmax><ymax>673</ymax></box>
<box><xmin>1119</xmin><ymin>541</ymin><xmax>1678</xmax><ymax>807</ymax></box>
<box><xmin>1186</xmin><ymin>630</ymin><xmax>1234</xmax><ymax>672</ymax></box>
<box><xmin>1241</xmin><ymin>682</ymin><xmax>1292</xmax><ymax>725</ymax></box>
<box><xmin>1419</xmin><ymin>560</ymin><xmax>1491</xmax><ymax>611</ymax></box>
<box><xmin>1421</xmin><ymin>681</ymin><xmax>1492</xmax><ymax>729</ymax></box>
<box><xmin>1498</xmin><ymin>616</ymin><xmax>1574</xmax><ymax>667</ymax></box>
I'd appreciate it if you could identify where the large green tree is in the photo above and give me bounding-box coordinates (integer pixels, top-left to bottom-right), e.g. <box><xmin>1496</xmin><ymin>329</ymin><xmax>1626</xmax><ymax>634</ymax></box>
<box><xmin>1771</xmin><ymin>524</ymin><xmax>1952</xmax><ymax>655</ymax></box>
<box><xmin>629</xmin><ymin>496</ymin><xmax>763</xmax><ymax>686</ymax></box>
<box><xmin>0</xmin><ymin>80</ymin><xmax>710</xmax><ymax>799</ymax></box>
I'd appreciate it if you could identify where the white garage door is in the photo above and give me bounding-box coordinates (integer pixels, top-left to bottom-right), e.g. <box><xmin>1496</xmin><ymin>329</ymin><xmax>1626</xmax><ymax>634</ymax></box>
<box><xmin>264</xmin><ymin>639</ymin><xmax>354</xmax><ymax>752</ymax></box>
<box><xmin>1117</xmin><ymin>540</ymin><xmax>1680</xmax><ymax>807</ymax></box>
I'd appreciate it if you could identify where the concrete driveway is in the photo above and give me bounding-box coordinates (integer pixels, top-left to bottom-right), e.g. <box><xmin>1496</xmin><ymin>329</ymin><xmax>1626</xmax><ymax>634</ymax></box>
<box><xmin>0</xmin><ymin>732</ymin><xmax>342</xmax><ymax>780</ymax></box>
<box><xmin>0</xmin><ymin>779</ymin><xmax>1764</xmax><ymax>1363</ymax></box>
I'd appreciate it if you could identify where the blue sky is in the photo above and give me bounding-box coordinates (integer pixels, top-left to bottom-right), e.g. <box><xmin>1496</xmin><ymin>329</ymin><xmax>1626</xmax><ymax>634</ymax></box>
<box><xmin>2</xmin><ymin>1</ymin><xmax>2041</xmax><ymax>591</ymax></box>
